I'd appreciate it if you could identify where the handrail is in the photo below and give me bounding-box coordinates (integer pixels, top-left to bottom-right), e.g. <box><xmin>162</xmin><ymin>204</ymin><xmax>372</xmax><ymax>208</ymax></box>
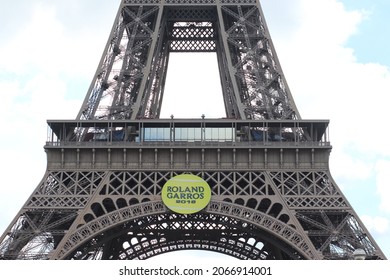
<box><xmin>45</xmin><ymin>139</ymin><xmax>331</xmax><ymax>148</ymax></box>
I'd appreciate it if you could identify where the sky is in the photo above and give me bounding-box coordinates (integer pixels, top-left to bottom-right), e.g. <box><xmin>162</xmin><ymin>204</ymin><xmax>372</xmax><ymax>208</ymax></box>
<box><xmin>0</xmin><ymin>0</ymin><xmax>389</xmax><ymax>260</ymax></box>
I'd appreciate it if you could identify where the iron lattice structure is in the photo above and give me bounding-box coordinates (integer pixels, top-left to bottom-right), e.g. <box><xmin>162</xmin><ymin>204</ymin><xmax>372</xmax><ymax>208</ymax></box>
<box><xmin>0</xmin><ymin>0</ymin><xmax>386</xmax><ymax>260</ymax></box>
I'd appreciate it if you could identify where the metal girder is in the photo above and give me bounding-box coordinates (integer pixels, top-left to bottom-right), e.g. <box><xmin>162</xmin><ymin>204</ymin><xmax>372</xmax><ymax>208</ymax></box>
<box><xmin>66</xmin><ymin>212</ymin><xmax>304</xmax><ymax>260</ymax></box>
<box><xmin>75</xmin><ymin>2</ymin><xmax>300</xmax><ymax>121</ymax></box>
<box><xmin>0</xmin><ymin>0</ymin><xmax>386</xmax><ymax>261</ymax></box>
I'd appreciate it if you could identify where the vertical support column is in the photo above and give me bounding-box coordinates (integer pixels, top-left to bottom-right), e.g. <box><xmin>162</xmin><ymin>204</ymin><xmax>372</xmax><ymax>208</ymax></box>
<box><xmin>131</xmin><ymin>5</ymin><xmax>165</xmax><ymax>119</ymax></box>
<box><xmin>280</xmin><ymin>148</ymin><xmax>283</xmax><ymax>168</ymax></box>
<box><xmin>248</xmin><ymin>148</ymin><xmax>252</xmax><ymax>169</ymax></box>
<box><xmin>107</xmin><ymin>148</ymin><xmax>111</xmax><ymax>168</ymax></box>
<box><xmin>216</xmin><ymin>3</ymin><xmax>245</xmax><ymax>119</ymax></box>
<box><xmin>92</xmin><ymin>148</ymin><xmax>96</xmax><ymax>168</ymax></box>
<box><xmin>217</xmin><ymin>148</ymin><xmax>221</xmax><ymax>169</ymax></box>
<box><xmin>139</xmin><ymin>148</ymin><xmax>142</xmax><ymax>168</ymax></box>
<box><xmin>186</xmin><ymin>148</ymin><xmax>189</xmax><ymax>169</ymax></box>
<box><xmin>61</xmin><ymin>148</ymin><xmax>65</xmax><ymax>168</ymax></box>
<box><xmin>123</xmin><ymin>148</ymin><xmax>127</xmax><ymax>168</ymax></box>
<box><xmin>233</xmin><ymin>148</ymin><xmax>236</xmax><ymax>168</ymax></box>
<box><xmin>311</xmin><ymin>148</ymin><xmax>315</xmax><ymax>168</ymax></box>
<box><xmin>76</xmin><ymin>3</ymin><xmax>126</xmax><ymax>120</ymax></box>
<box><xmin>170</xmin><ymin>148</ymin><xmax>174</xmax><ymax>169</ymax></box>
<box><xmin>76</xmin><ymin>149</ymin><xmax>80</xmax><ymax>168</ymax></box>
<box><xmin>154</xmin><ymin>149</ymin><xmax>158</xmax><ymax>168</ymax></box>
<box><xmin>201</xmin><ymin>149</ymin><xmax>205</xmax><ymax>169</ymax></box>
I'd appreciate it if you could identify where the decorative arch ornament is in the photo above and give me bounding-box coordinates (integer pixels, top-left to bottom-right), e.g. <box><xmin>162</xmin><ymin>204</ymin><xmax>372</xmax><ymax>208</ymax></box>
<box><xmin>56</xmin><ymin>200</ymin><xmax>318</xmax><ymax>260</ymax></box>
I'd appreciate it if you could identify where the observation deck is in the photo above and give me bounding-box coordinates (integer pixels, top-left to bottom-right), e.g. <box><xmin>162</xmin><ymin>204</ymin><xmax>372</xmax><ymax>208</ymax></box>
<box><xmin>45</xmin><ymin>119</ymin><xmax>331</xmax><ymax>171</ymax></box>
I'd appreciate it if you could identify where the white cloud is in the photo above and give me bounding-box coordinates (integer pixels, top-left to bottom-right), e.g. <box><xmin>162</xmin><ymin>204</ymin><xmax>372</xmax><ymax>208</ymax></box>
<box><xmin>266</xmin><ymin>0</ymin><xmax>390</xmax><ymax>168</ymax></box>
<box><xmin>265</xmin><ymin>2</ymin><xmax>390</xmax><ymax>259</ymax></box>
<box><xmin>329</xmin><ymin>149</ymin><xmax>374</xmax><ymax>183</ymax></box>
<box><xmin>0</xmin><ymin>4</ymin><xmax>62</xmax><ymax>73</ymax></box>
<box><xmin>0</xmin><ymin>2</ymin><xmax>112</xmax><ymax>80</ymax></box>
<box><xmin>0</xmin><ymin>81</ymin><xmax>22</xmax><ymax>117</ymax></box>
<box><xmin>298</xmin><ymin>0</ymin><xmax>363</xmax><ymax>45</ymax></box>
<box><xmin>0</xmin><ymin>3</ymin><xmax>87</xmax><ymax>232</ymax></box>
<box><xmin>361</xmin><ymin>215</ymin><xmax>390</xmax><ymax>235</ymax></box>
<box><xmin>375</xmin><ymin>160</ymin><xmax>390</xmax><ymax>213</ymax></box>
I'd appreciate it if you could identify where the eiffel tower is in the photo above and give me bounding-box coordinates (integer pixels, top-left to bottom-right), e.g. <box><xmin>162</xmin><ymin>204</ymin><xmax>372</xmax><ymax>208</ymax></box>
<box><xmin>0</xmin><ymin>0</ymin><xmax>386</xmax><ymax>260</ymax></box>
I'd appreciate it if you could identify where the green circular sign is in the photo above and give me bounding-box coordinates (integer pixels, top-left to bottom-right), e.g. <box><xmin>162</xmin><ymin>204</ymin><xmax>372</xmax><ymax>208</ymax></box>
<box><xmin>162</xmin><ymin>174</ymin><xmax>212</xmax><ymax>214</ymax></box>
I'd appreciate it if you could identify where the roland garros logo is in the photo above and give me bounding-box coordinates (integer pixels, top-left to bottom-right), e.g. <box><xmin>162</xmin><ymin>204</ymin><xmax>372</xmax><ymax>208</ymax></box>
<box><xmin>161</xmin><ymin>174</ymin><xmax>212</xmax><ymax>214</ymax></box>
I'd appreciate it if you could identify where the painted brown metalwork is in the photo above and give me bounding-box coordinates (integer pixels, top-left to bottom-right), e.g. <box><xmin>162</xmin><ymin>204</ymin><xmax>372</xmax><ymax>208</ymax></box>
<box><xmin>0</xmin><ymin>0</ymin><xmax>385</xmax><ymax>260</ymax></box>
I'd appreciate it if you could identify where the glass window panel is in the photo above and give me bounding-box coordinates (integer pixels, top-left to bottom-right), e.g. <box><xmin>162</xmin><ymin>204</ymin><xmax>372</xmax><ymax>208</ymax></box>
<box><xmin>143</xmin><ymin>128</ymin><xmax>150</xmax><ymax>141</ymax></box>
<box><xmin>163</xmin><ymin>127</ymin><xmax>170</xmax><ymax>140</ymax></box>
<box><xmin>175</xmin><ymin>128</ymin><xmax>183</xmax><ymax>141</ymax></box>
<box><xmin>194</xmin><ymin>128</ymin><xmax>202</xmax><ymax>141</ymax></box>
<box><xmin>143</xmin><ymin>126</ymin><xmax>235</xmax><ymax>142</ymax></box>
<box><xmin>188</xmin><ymin>127</ymin><xmax>195</xmax><ymax>141</ymax></box>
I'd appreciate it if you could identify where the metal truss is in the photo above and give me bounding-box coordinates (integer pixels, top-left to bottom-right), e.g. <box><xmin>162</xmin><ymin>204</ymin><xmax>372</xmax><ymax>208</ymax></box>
<box><xmin>0</xmin><ymin>168</ymin><xmax>385</xmax><ymax>260</ymax></box>
<box><xmin>0</xmin><ymin>0</ymin><xmax>386</xmax><ymax>261</ymax></box>
<box><xmin>76</xmin><ymin>1</ymin><xmax>299</xmax><ymax>120</ymax></box>
<box><xmin>65</xmin><ymin>212</ymin><xmax>306</xmax><ymax>260</ymax></box>
<box><xmin>169</xmin><ymin>22</ymin><xmax>216</xmax><ymax>52</ymax></box>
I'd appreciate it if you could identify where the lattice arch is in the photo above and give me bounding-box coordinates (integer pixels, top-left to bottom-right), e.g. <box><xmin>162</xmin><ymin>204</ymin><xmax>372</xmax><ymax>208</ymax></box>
<box><xmin>56</xmin><ymin>200</ymin><xmax>317</xmax><ymax>260</ymax></box>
